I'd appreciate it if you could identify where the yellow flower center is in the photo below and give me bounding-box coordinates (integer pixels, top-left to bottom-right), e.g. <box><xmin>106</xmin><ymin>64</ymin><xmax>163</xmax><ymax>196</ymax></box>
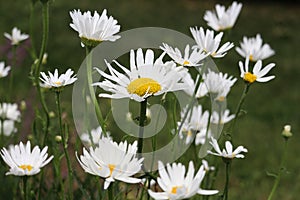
<box><xmin>19</xmin><ymin>165</ymin><xmax>33</xmax><ymax>171</ymax></box>
<box><xmin>187</xmin><ymin>130</ymin><xmax>192</xmax><ymax>137</ymax></box>
<box><xmin>243</xmin><ymin>72</ymin><xmax>257</xmax><ymax>83</ymax></box>
<box><xmin>54</xmin><ymin>81</ymin><xmax>62</xmax><ymax>86</ymax></box>
<box><xmin>127</xmin><ymin>78</ymin><xmax>161</xmax><ymax>97</ymax></box>
<box><xmin>171</xmin><ymin>186</ymin><xmax>182</xmax><ymax>194</ymax></box>
<box><xmin>249</xmin><ymin>54</ymin><xmax>254</xmax><ymax>62</ymax></box>
<box><xmin>108</xmin><ymin>164</ymin><xmax>116</xmax><ymax>176</ymax></box>
<box><xmin>183</xmin><ymin>60</ymin><xmax>190</xmax><ymax>66</ymax></box>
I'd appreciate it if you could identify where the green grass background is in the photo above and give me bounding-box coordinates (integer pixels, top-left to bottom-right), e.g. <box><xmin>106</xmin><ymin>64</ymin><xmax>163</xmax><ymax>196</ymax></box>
<box><xmin>0</xmin><ymin>0</ymin><xmax>299</xmax><ymax>199</ymax></box>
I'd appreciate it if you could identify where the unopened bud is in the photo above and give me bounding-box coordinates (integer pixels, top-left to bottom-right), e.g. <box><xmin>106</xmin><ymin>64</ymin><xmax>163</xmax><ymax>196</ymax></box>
<box><xmin>20</xmin><ymin>100</ymin><xmax>26</xmax><ymax>111</ymax></box>
<box><xmin>55</xmin><ymin>135</ymin><xmax>62</xmax><ymax>142</ymax></box>
<box><xmin>49</xmin><ymin>111</ymin><xmax>55</xmax><ymax>118</ymax></box>
<box><xmin>282</xmin><ymin>125</ymin><xmax>292</xmax><ymax>139</ymax></box>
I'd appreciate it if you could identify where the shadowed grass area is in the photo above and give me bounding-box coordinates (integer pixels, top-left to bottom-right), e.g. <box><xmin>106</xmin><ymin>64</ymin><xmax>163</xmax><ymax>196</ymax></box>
<box><xmin>0</xmin><ymin>0</ymin><xmax>299</xmax><ymax>199</ymax></box>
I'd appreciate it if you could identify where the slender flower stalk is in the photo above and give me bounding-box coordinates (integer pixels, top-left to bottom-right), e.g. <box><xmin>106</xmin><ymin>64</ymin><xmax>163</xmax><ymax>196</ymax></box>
<box><xmin>23</xmin><ymin>176</ymin><xmax>28</xmax><ymax>200</ymax></box>
<box><xmin>34</xmin><ymin>1</ymin><xmax>50</xmax><ymax>145</ymax></box>
<box><xmin>223</xmin><ymin>162</ymin><xmax>231</xmax><ymax>200</ymax></box>
<box><xmin>267</xmin><ymin>126</ymin><xmax>292</xmax><ymax>200</ymax></box>
<box><xmin>55</xmin><ymin>91</ymin><xmax>73</xmax><ymax>200</ymax></box>
<box><xmin>138</xmin><ymin>99</ymin><xmax>147</xmax><ymax>155</ymax></box>
<box><xmin>85</xmin><ymin>47</ymin><xmax>106</xmax><ymax>134</ymax></box>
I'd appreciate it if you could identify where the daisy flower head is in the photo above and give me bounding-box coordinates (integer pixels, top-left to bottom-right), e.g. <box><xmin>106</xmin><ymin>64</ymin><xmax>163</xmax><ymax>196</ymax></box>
<box><xmin>202</xmin><ymin>159</ymin><xmax>215</xmax><ymax>172</ymax></box>
<box><xmin>195</xmin><ymin>128</ymin><xmax>212</xmax><ymax>146</ymax></box>
<box><xmin>0</xmin><ymin>120</ymin><xmax>17</xmax><ymax>136</ymax></box>
<box><xmin>0</xmin><ymin>103</ymin><xmax>21</xmax><ymax>122</ymax></box>
<box><xmin>211</xmin><ymin>109</ymin><xmax>235</xmax><ymax>124</ymax></box>
<box><xmin>148</xmin><ymin>161</ymin><xmax>218</xmax><ymax>199</ymax></box>
<box><xmin>1</xmin><ymin>141</ymin><xmax>53</xmax><ymax>176</ymax></box>
<box><xmin>4</xmin><ymin>27</ymin><xmax>29</xmax><ymax>46</ymax></box>
<box><xmin>93</xmin><ymin>48</ymin><xmax>188</xmax><ymax>102</ymax></box>
<box><xmin>236</xmin><ymin>34</ymin><xmax>275</xmax><ymax>61</ymax></box>
<box><xmin>190</xmin><ymin>27</ymin><xmax>234</xmax><ymax>58</ymax></box>
<box><xmin>40</xmin><ymin>68</ymin><xmax>77</xmax><ymax>90</ymax></box>
<box><xmin>80</xmin><ymin>126</ymin><xmax>111</xmax><ymax>147</ymax></box>
<box><xmin>70</xmin><ymin>9</ymin><xmax>121</xmax><ymax>47</ymax></box>
<box><xmin>239</xmin><ymin>57</ymin><xmax>276</xmax><ymax>84</ymax></box>
<box><xmin>160</xmin><ymin>43</ymin><xmax>209</xmax><ymax>67</ymax></box>
<box><xmin>204</xmin><ymin>1</ymin><xmax>243</xmax><ymax>31</ymax></box>
<box><xmin>76</xmin><ymin>137</ymin><xmax>143</xmax><ymax>189</ymax></box>
<box><xmin>203</xmin><ymin>70</ymin><xmax>237</xmax><ymax>101</ymax></box>
<box><xmin>208</xmin><ymin>137</ymin><xmax>248</xmax><ymax>160</ymax></box>
<box><xmin>0</xmin><ymin>62</ymin><xmax>11</xmax><ymax>78</ymax></box>
<box><xmin>183</xmin><ymin>73</ymin><xmax>208</xmax><ymax>98</ymax></box>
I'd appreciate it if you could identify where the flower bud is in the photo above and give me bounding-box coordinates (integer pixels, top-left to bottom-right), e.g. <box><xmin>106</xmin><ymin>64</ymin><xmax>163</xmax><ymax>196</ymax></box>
<box><xmin>55</xmin><ymin>135</ymin><xmax>62</xmax><ymax>142</ymax></box>
<box><xmin>282</xmin><ymin>125</ymin><xmax>292</xmax><ymax>139</ymax></box>
<box><xmin>20</xmin><ymin>100</ymin><xmax>26</xmax><ymax>111</ymax></box>
<box><xmin>49</xmin><ymin>111</ymin><xmax>55</xmax><ymax>118</ymax></box>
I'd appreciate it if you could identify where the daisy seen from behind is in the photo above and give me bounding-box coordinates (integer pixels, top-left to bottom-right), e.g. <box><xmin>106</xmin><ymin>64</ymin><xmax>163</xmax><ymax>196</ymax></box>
<box><xmin>93</xmin><ymin>48</ymin><xmax>188</xmax><ymax>102</ymax></box>
<box><xmin>0</xmin><ymin>62</ymin><xmax>11</xmax><ymax>78</ymax></box>
<box><xmin>239</xmin><ymin>57</ymin><xmax>276</xmax><ymax>84</ymax></box>
<box><xmin>1</xmin><ymin>141</ymin><xmax>53</xmax><ymax>176</ymax></box>
<box><xmin>69</xmin><ymin>9</ymin><xmax>120</xmax><ymax>47</ymax></box>
<box><xmin>4</xmin><ymin>27</ymin><xmax>29</xmax><ymax>46</ymax></box>
<box><xmin>0</xmin><ymin>103</ymin><xmax>21</xmax><ymax>122</ymax></box>
<box><xmin>211</xmin><ymin>109</ymin><xmax>235</xmax><ymax>125</ymax></box>
<box><xmin>204</xmin><ymin>1</ymin><xmax>243</xmax><ymax>31</ymax></box>
<box><xmin>208</xmin><ymin>137</ymin><xmax>248</xmax><ymax>159</ymax></box>
<box><xmin>190</xmin><ymin>27</ymin><xmax>234</xmax><ymax>58</ymax></box>
<box><xmin>76</xmin><ymin>137</ymin><xmax>143</xmax><ymax>189</ymax></box>
<box><xmin>236</xmin><ymin>34</ymin><xmax>275</xmax><ymax>61</ymax></box>
<box><xmin>203</xmin><ymin>70</ymin><xmax>237</xmax><ymax>101</ymax></box>
<box><xmin>40</xmin><ymin>68</ymin><xmax>77</xmax><ymax>89</ymax></box>
<box><xmin>148</xmin><ymin>161</ymin><xmax>218</xmax><ymax>200</ymax></box>
<box><xmin>160</xmin><ymin>43</ymin><xmax>209</xmax><ymax>67</ymax></box>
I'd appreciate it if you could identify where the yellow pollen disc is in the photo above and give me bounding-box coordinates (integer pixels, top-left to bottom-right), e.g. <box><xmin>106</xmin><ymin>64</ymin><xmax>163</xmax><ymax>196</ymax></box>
<box><xmin>127</xmin><ymin>78</ymin><xmax>161</xmax><ymax>97</ymax></box>
<box><xmin>108</xmin><ymin>164</ymin><xmax>116</xmax><ymax>176</ymax></box>
<box><xmin>19</xmin><ymin>165</ymin><xmax>33</xmax><ymax>171</ymax></box>
<box><xmin>187</xmin><ymin>130</ymin><xmax>193</xmax><ymax>137</ymax></box>
<box><xmin>171</xmin><ymin>186</ymin><xmax>179</xmax><ymax>194</ymax></box>
<box><xmin>54</xmin><ymin>81</ymin><xmax>62</xmax><ymax>86</ymax></box>
<box><xmin>183</xmin><ymin>60</ymin><xmax>190</xmax><ymax>65</ymax></box>
<box><xmin>249</xmin><ymin>54</ymin><xmax>254</xmax><ymax>62</ymax></box>
<box><xmin>243</xmin><ymin>72</ymin><xmax>257</xmax><ymax>83</ymax></box>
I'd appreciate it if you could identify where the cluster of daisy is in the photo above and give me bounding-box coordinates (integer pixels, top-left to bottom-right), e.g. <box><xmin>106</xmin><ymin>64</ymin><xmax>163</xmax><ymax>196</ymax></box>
<box><xmin>0</xmin><ymin>1</ymin><xmax>280</xmax><ymax>200</ymax></box>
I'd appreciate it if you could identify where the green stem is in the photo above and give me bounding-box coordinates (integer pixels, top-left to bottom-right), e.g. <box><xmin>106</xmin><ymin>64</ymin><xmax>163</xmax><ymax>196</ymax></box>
<box><xmin>222</xmin><ymin>161</ymin><xmax>231</xmax><ymax>200</ymax></box>
<box><xmin>85</xmin><ymin>47</ymin><xmax>106</xmax><ymax>134</ymax></box>
<box><xmin>138</xmin><ymin>99</ymin><xmax>147</xmax><ymax>155</ymax></box>
<box><xmin>267</xmin><ymin>139</ymin><xmax>289</xmax><ymax>200</ymax></box>
<box><xmin>177</xmin><ymin>75</ymin><xmax>202</xmax><ymax>134</ymax></box>
<box><xmin>108</xmin><ymin>183</ymin><xmax>113</xmax><ymax>200</ymax></box>
<box><xmin>55</xmin><ymin>91</ymin><xmax>73</xmax><ymax>200</ymax></box>
<box><xmin>227</xmin><ymin>83</ymin><xmax>250</xmax><ymax>140</ymax></box>
<box><xmin>0</xmin><ymin>118</ymin><xmax>4</xmax><ymax>145</ymax></box>
<box><xmin>23</xmin><ymin>176</ymin><xmax>28</xmax><ymax>200</ymax></box>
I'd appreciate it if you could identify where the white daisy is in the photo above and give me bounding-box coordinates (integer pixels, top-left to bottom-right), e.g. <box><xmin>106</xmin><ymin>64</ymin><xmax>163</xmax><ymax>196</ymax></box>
<box><xmin>178</xmin><ymin>105</ymin><xmax>209</xmax><ymax>145</ymax></box>
<box><xmin>40</xmin><ymin>68</ymin><xmax>77</xmax><ymax>88</ymax></box>
<box><xmin>195</xmin><ymin>128</ymin><xmax>212</xmax><ymax>146</ymax></box>
<box><xmin>4</xmin><ymin>27</ymin><xmax>29</xmax><ymax>45</ymax></box>
<box><xmin>204</xmin><ymin>1</ymin><xmax>243</xmax><ymax>31</ymax></box>
<box><xmin>0</xmin><ymin>62</ymin><xmax>11</xmax><ymax>78</ymax></box>
<box><xmin>211</xmin><ymin>109</ymin><xmax>235</xmax><ymax>124</ymax></box>
<box><xmin>76</xmin><ymin>137</ymin><xmax>143</xmax><ymax>189</ymax></box>
<box><xmin>70</xmin><ymin>9</ymin><xmax>120</xmax><ymax>47</ymax></box>
<box><xmin>190</xmin><ymin>27</ymin><xmax>234</xmax><ymax>58</ymax></box>
<box><xmin>0</xmin><ymin>103</ymin><xmax>21</xmax><ymax>122</ymax></box>
<box><xmin>93</xmin><ymin>48</ymin><xmax>188</xmax><ymax>102</ymax></box>
<box><xmin>148</xmin><ymin>161</ymin><xmax>218</xmax><ymax>199</ymax></box>
<box><xmin>208</xmin><ymin>137</ymin><xmax>248</xmax><ymax>159</ymax></box>
<box><xmin>203</xmin><ymin>70</ymin><xmax>237</xmax><ymax>101</ymax></box>
<box><xmin>160</xmin><ymin>43</ymin><xmax>209</xmax><ymax>67</ymax></box>
<box><xmin>0</xmin><ymin>120</ymin><xmax>17</xmax><ymax>136</ymax></box>
<box><xmin>1</xmin><ymin>141</ymin><xmax>53</xmax><ymax>176</ymax></box>
<box><xmin>80</xmin><ymin>126</ymin><xmax>111</xmax><ymax>146</ymax></box>
<box><xmin>202</xmin><ymin>159</ymin><xmax>215</xmax><ymax>172</ymax></box>
<box><xmin>239</xmin><ymin>58</ymin><xmax>276</xmax><ymax>83</ymax></box>
<box><xmin>236</xmin><ymin>34</ymin><xmax>275</xmax><ymax>61</ymax></box>
<box><xmin>183</xmin><ymin>73</ymin><xmax>208</xmax><ymax>98</ymax></box>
